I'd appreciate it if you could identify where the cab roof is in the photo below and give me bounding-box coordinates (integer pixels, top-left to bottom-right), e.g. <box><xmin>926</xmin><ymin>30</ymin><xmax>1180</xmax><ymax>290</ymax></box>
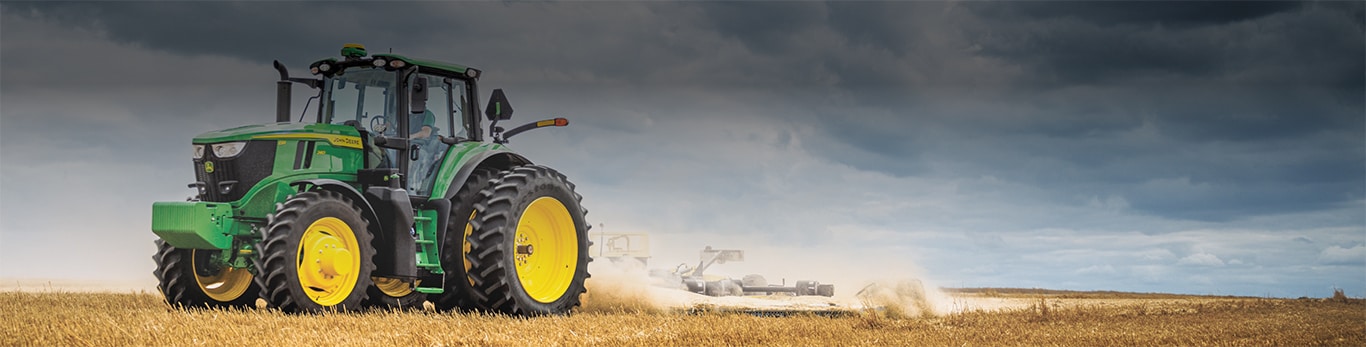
<box><xmin>308</xmin><ymin>44</ymin><xmax>481</xmax><ymax>79</ymax></box>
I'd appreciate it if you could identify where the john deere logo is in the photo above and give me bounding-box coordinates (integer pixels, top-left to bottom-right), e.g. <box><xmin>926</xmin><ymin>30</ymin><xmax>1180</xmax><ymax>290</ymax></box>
<box><xmin>204</xmin><ymin>161</ymin><xmax>215</xmax><ymax>173</ymax></box>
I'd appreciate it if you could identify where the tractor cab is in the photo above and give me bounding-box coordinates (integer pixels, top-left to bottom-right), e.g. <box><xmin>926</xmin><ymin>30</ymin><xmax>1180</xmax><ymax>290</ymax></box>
<box><xmin>302</xmin><ymin>44</ymin><xmax>481</xmax><ymax>196</ymax></box>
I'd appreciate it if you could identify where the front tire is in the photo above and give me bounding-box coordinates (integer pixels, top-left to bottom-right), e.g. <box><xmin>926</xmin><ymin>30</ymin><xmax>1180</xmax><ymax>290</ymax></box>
<box><xmin>465</xmin><ymin>165</ymin><xmax>590</xmax><ymax>315</ymax></box>
<box><xmin>153</xmin><ymin>240</ymin><xmax>260</xmax><ymax>308</ymax></box>
<box><xmin>256</xmin><ymin>190</ymin><xmax>376</xmax><ymax>313</ymax></box>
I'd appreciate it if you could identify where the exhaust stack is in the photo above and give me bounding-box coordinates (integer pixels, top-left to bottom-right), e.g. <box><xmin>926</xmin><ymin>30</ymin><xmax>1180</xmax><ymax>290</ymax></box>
<box><xmin>273</xmin><ymin>60</ymin><xmax>291</xmax><ymax>123</ymax></box>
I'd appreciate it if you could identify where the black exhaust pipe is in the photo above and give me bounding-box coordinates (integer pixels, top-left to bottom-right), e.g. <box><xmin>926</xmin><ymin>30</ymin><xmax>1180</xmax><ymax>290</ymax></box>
<box><xmin>273</xmin><ymin>60</ymin><xmax>291</xmax><ymax>123</ymax></box>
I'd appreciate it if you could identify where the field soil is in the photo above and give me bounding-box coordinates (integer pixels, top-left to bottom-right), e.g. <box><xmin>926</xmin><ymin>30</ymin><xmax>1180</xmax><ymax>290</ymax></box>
<box><xmin>2</xmin><ymin>289</ymin><xmax>1361</xmax><ymax>346</ymax></box>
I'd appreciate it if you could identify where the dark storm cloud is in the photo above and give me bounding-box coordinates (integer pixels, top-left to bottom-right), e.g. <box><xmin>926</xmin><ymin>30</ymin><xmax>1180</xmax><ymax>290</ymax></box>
<box><xmin>4</xmin><ymin>1</ymin><xmax>1361</xmax><ymax>225</ymax></box>
<box><xmin>699</xmin><ymin>2</ymin><xmax>828</xmax><ymax>55</ymax></box>
<box><xmin>965</xmin><ymin>2</ymin><xmax>1362</xmax><ymax>89</ymax></box>
<box><xmin>694</xmin><ymin>1</ymin><xmax>1365</xmax><ymax>222</ymax></box>
<box><xmin>0</xmin><ymin>2</ymin><xmax>431</xmax><ymax>66</ymax></box>
<box><xmin>798</xmin><ymin>2</ymin><xmax>1363</xmax><ymax>221</ymax></box>
<box><xmin>971</xmin><ymin>2</ymin><xmax>1302</xmax><ymax>28</ymax></box>
<box><xmin>3</xmin><ymin>2</ymin><xmax>778</xmax><ymax>90</ymax></box>
<box><xmin>695</xmin><ymin>2</ymin><xmax>1006</xmax><ymax>92</ymax></box>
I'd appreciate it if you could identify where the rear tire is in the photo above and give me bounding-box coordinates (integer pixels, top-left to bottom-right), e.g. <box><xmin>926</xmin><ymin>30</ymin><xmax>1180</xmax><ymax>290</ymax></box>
<box><xmin>434</xmin><ymin>168</ymin><xmax>498</xmax><ymax>311</ymax></box>
<box><xmin>153</xmin><ymin>240</ymin><xmax>259</xmax><ymax>309</ymax></box>
<box><xmin>464</xmin><ymin>165</ymin><xmax>590</xmax><ymax>315</ymax></box>
<box><xmin>256</xmin><ymin>190</ymin><xmax>376</xmax><ymax>313</ymax></box>
<box><xmin>364</xmin><ymin>277</ymin><xmax>425</xmax><ymax>310</ymax></box>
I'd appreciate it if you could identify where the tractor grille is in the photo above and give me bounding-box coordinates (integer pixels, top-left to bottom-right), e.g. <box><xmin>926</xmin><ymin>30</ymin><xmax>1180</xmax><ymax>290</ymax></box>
<box><xmin>193</xmin><ymin>140</ymin><xmax>276</xmax><ymax>202</ymax></box>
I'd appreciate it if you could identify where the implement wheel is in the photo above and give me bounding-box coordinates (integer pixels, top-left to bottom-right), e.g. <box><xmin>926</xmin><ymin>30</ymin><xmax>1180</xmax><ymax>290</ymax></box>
<box><xmin>153</xmin><ymin>240</ymin><xmax>260</xmax><ymax>308</ymax></box>
<box><xmin>465</xmin><ymin>165</ymin><xmax>590</xmax><ymax>315</ymax></box>
<box><xmin>795</xmin><ymin>280</ymin><xmax>817</xmax><ymax>296</ymax></box>
<box><xmin>256</xmin><ymin>190</ymin><xmax>376</xmax><ymax>313</ymax></box>
<box><xmin>434</xmin><ymin>168</ymin><xmax>499</xmax><ymax>311</ymax></box>
<box><xmin>817</xmin><ymin>284</ymin><xmax>835</xmax><ymax>297</ymax></box>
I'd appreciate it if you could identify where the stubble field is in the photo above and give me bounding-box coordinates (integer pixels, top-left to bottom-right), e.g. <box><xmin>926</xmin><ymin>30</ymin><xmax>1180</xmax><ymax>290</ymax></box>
<box><xmin>2</xmin><ymin>289</ymin><xmax>1361</xmax><ymax>346</ymax></box>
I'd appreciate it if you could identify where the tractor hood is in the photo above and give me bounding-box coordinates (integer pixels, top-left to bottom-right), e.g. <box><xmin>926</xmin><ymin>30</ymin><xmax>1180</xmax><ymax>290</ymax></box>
<box><xmin>193</xmin><ymin>122</ymin><xmax>363</xmax><ymax>148</ymax></box>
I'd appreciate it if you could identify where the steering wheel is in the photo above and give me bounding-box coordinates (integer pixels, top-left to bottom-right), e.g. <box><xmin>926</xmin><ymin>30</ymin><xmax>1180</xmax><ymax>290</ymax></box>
<box><xmin>369</xmin><ymin>115</ymin><xmax>391</xmax><ymax>135</ymax></box>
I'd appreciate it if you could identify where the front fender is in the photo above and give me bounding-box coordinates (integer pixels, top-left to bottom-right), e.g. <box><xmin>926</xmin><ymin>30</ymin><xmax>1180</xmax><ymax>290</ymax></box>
<box><xmin>288</xmin><ymin>179</ymin><xmax>384</xmax><ymax>237</ymax></box>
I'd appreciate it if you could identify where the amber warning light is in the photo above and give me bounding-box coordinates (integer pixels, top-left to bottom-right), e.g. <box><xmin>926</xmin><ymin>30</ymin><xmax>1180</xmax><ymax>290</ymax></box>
<box><xmin>536</xmin><ymin>118</ymin><xmax>569</xmax><ymax>127</ymax></box>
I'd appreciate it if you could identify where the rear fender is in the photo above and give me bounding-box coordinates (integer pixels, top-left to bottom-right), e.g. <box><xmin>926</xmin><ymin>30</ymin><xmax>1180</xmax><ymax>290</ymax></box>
<box><xmin>440</xmin><ymin>150</ymin><xmax>531</xmax><ymax>201</ymax></box>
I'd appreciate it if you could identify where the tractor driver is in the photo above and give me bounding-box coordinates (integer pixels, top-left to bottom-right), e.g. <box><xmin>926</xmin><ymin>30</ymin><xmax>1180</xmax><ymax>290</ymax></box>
<box><xmin>406</xmin><ymin>109</ymin><xmax>440</xmax><ymax>192</ymax></box>
<box><xmin>363</xmin><ymin>110</ymin><xmax>437</xmax><ymax>178</ymax></box>
<box><xmin>363</xmin><ymin>110</ymin><xmax>433</xmax><ymax>170</ymax></box>
<box><xmin>366</xmin><ymin>110</ymin><xmax>433</xmax><ymax>139</ymax></box>
<box><xmin>409</xmin><ymin>109</ymin><xmax>436</xmax><ymax>141</ymax></box>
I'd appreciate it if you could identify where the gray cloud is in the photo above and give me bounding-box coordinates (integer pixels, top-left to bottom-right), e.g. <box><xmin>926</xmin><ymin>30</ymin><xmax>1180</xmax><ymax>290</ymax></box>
<box><xmin>1178</xmin><ymin>252</ymin><xmax>1226</xmax><ymax>267</ymax></box>
<box><xmin>1318</xmin><ymin>245</ymin><xmax>1365</xmax><ymax>265</ymax></box>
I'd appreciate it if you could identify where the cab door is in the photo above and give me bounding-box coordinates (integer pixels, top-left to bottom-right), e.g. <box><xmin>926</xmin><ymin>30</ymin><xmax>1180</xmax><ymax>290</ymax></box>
<box><xmin>405</xmin><ymin>73</ymin><xmax>462</xmax><ymax>196</ymax></box>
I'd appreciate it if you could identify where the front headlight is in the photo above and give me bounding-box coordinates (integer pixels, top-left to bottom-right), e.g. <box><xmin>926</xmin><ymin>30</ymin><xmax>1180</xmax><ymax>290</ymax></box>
<box><xmin>211</xmin><ymin>142</ymin><xmax>247</xmax><ymax>158</ymax></box>
<box><xmin>193</xmin><ymin>145</ymin><xmax>205</xmax><ymax>159</ymax></box>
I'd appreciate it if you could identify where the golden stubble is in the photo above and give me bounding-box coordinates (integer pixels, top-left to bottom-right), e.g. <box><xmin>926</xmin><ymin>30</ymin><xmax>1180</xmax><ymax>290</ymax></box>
<box><xmin>2</xmin><ymin>290</ymin><xmax>1362</xmax><ymax>347</ymax></box>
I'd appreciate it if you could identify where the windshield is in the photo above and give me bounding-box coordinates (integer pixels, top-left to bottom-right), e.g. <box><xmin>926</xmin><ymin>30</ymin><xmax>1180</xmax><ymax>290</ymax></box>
<box><xmin>321</xmin><ymin>67</ymin><xmax>397</xmax><ymax>127</ymax></box>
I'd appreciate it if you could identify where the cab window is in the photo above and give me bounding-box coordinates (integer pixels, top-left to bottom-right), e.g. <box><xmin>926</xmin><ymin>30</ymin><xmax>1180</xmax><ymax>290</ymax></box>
<box><xmin>407</xmin><ymin>74</ymin><xmax>462</xmax><ymax>195</ymax></box>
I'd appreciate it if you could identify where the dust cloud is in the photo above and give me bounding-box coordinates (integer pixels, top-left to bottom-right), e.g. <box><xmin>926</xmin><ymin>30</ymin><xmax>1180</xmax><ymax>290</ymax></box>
<box><xmin>855</xmin><ymin>279</ymin><xmax>950</xmax><ymax>317</ymax></box>
<box><xmin>579</xmin><ymin>258</ymin><xmax>674</xmax><ymax>313</ymax></box>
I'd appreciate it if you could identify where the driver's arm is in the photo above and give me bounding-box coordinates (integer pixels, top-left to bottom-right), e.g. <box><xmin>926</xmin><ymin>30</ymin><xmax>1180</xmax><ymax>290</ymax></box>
<box><xmin>410</xmin><ymin>126</ymin><xmax>432</xmax><ymax>139</ymax></box>
<box><xmin>409</xmin><ymin>110</ymin><xmax>436</xmax><ymax>139</ymax></box>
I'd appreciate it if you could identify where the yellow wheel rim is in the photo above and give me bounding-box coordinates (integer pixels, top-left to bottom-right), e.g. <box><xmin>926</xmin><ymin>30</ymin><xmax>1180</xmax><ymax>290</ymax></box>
<box><xmin>514</xmin><ymin>197</ymin><xmax>578</xmax><ymax>303</ymax></box>
<box><xmin>372</xmin><ymin>277</ymin><xmax>414</xmax><ymax>297</ymax></box>
<box><xmin>191</xmin><ymin>250</ymin><xmax>253</xmax><ymax>302</ymax></box>
<box><xmin>296</xmin><ymin>217</ymin><xmax>361</xmax><ymax>306</ymax></box>
<box><xmin>463</xmin><ymin>211</ymin><xmax>476</xmax><ymax>286</ymax></box>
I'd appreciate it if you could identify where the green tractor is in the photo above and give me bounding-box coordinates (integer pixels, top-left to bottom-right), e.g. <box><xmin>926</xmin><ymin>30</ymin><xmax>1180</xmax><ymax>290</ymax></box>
<box><xmin>150</xmin><ymin>44</ymin><xmax>591</xmax><ymax>315</ymax></box>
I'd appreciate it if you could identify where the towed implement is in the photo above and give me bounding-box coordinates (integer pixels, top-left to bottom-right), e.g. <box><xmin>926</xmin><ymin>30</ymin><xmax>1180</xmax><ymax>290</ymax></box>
<box><xmin>653</xmin><ymin>246</ymin><xmax>835</xmax><ymax>298</ymax></box>
<box><xmin>591</xmin><ymin>234</ymin><xmax>836</xmax><ymax>298</ymax></box>
<box><xmin>590</xmin><ymin>238</ymin><xmax>837</xmax><ymax>298</ymax></box>
<box><xmin>151</xmin><ymin>44</ymin><xmax>590</xmax><ymax>315</ymax></box>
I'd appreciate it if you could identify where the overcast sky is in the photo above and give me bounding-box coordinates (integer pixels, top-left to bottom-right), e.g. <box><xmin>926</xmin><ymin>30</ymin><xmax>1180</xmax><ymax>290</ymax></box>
<box><xmin>1</xmin><ymin>1</ymin><xmax>1362</xmax><ymax>298</ymax></box>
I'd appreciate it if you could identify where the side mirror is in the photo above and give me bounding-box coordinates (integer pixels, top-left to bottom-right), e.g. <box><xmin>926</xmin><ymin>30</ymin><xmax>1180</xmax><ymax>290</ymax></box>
<box><xmin>410</xmin><ymin>77</ymin><xmax>428</xmax><ymax>114</ymax></box>
<box><xmin>484</xmin><ymin>89</ymin><xmax>514</xmax><ymax>121</ymax></box>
